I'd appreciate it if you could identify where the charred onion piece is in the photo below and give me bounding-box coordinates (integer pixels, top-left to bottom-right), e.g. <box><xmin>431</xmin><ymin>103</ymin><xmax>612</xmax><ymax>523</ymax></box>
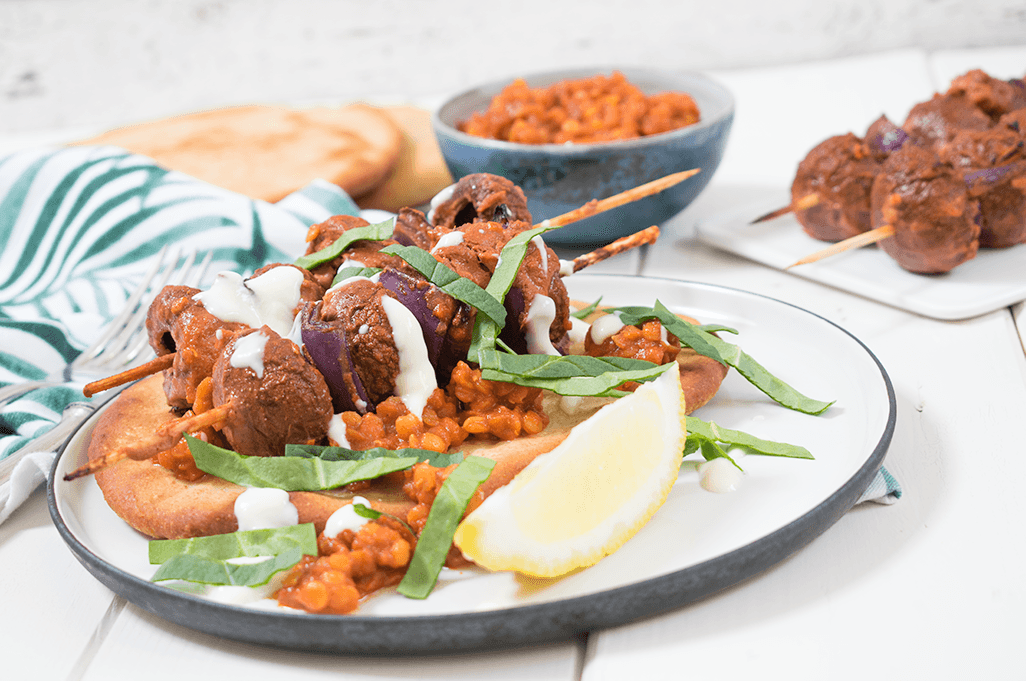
<box><xmin>300</xmin><ymin>301</ymin><xmax>373</xmax><ymax>413</ymax></box>
<box><xmin>378</xmin><ymin>267</ymin><xmax>471</xmax><ymax>383</ymax></box>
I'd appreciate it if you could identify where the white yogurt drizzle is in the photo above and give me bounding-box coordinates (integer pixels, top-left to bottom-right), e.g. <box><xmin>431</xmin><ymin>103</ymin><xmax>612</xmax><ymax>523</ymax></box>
<box><xmin>380</xmin><ymin>295</ymin><xmax>437</xmax><ymax>418</ymax></box>
<box><xmin>558</xmin><ymin>259</ymin><xmax>575</xmax><ymax>277</ymax></box>
<box><xmin>698</xmin><ymin>456</ymin><xmax>745</xmax><ymax>494</ymax></box>
<box><xmin>426</xmin><ymin>183</ymin><xmax>456</xmax><ymax>223</ymax></box>
<box><xmin>194</xmin><ymin>267</ymin><xmax>304</xmax><ymax>337</ymax></box>
<box><xmin>325</xmin><ymin>272</ymin><xmax>381</xmax><ymax>295</ymax></box>
<box><xmin>566</xmin><ymin>316</ymin><xmax>591</xmax><ymax>350</ymax></box>
<box><xmin>234</xmin><ymin>487</ymin><xmax>299</xmax><ymax>532</ymax></box>
<box><xmin>229</xmin><ymin>330</ymin><xmax>270</xmax><ymax>378</ymax></box>
<box><xmin>531</xmin><ymin>235</ymin><xmax>548</xmax><ymax>275</ymax></box>
<box><xmin>328</xmin><ymin>413</ymin><xmax>350</xmax><ymax>448</ymax></box>
<box><xmin>430</xmin><ymin>230</ymin><xmax>464</xmax><ymax>253</ymax></box>
<box><xmin>323</xmin><ymin>496</ymin><xmax>372</xmax><ymax>538</ymax></box>
<box><xmin>589</xmin><ymin>313</ymin><xmax>625</xmax><ymax>344</ymax></box>
<box><xmin>525</xmin><ymin>294</ymin><xmax>560</xmax><ymax>356</ymax></box>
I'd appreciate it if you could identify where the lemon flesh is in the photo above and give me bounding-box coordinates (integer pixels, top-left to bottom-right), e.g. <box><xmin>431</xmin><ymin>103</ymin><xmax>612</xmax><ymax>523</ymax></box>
<box><xmin>453</xmin><ymin>363</ymin><xmax>686</xmax><ymax>578</ymax></box>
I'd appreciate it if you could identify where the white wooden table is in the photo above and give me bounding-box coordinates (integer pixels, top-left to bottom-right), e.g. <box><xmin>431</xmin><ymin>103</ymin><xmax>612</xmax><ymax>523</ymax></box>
<box><xmin>2</xmin><ymin>46</ymin><xmax>1024</xmax><ymax>680</ymax></box>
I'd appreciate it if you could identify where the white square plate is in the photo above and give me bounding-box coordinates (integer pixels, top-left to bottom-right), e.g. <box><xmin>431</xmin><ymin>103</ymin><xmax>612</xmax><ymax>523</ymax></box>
<box><xmin>695</xmin><ymin>193</ymin><xmax>1026</xmax><ymax>321</ymax></box>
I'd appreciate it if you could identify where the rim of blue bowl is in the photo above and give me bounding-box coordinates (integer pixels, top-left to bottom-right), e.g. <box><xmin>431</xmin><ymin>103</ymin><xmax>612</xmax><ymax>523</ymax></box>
<box><xmin>432</xmin><ymin>66</ymin><xmax>735</xmax><ymax>154</ymax></box>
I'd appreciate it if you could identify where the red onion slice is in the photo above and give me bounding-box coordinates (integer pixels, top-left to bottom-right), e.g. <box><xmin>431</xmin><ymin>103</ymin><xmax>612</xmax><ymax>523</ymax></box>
<box><xmin>300</xmin><ymin>303</ymin><xmax>372</xmax><ymax>414</ymax></box>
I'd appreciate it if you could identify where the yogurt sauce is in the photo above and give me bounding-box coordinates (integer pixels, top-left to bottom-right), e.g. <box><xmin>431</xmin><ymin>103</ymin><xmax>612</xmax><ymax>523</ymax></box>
<box><xmin>697</xmin><ymin>454</ymin><xmax>745</xmax><ymax>494</ymax></box>
<box><xmin>234</xmin><ymin>487</ymin><xmax>299</xmax><ymax>531</ymax></box>
<box><xmin>229</xmin><ymin>329</ymin><xmax>269</xmax><ymax>378</ymax></box>
<box><xmin>565</xmin><ymin>316</ymin><xmax>591</xmax><ymax>353</ymax></box>
<box><xmin>323</xmin><ymin>496</ymin><xmax>372</xmax><ymax>538</ymax></box>
<box><xmin>380</xmin><ymin>295</ymin><xmax>437</xmax><ymax>418</ymax></box>
<box><xmin>531</xmin><ymin>236</ymin><xmax>548</xmax><ymax>275</ymax></box>
<box><xmin>589</xmin><ymin>312</ymin><xmax>625</xmax><ymax>344</ymax></box>
<box><xmin>194</xmin><ymin>266</ymin><xmax>305</xmax><ymax>337</ymax></box>
<box><xmin>430</xmin><ymin>230</ymin><xmax>464</xmax><ymax>253</ymax></box>
<box><xmin>328</xmin><ymin>413</ymin><xmax>351</xmax><ymax>448</ymax></box>
<box><xmin>426</xmin><ymin>183</ymin><xmax>455</xmax><ymax>223</ymax></box>
<box><xmin>525</xmin><ymin>294</ymin><xmax>560</xmax><ymax>356</ymax></box>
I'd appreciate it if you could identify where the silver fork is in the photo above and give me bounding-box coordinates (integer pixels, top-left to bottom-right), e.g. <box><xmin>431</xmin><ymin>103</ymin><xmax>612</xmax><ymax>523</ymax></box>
<box><xmin>0</xmin><ymin>246</ymin><xmax>212</xmax><ymax>407</ymax></box>
<box><xmin>0</xmin><ymin>247</ymin><xmax>212</xmax><ymax>487</ymax></box>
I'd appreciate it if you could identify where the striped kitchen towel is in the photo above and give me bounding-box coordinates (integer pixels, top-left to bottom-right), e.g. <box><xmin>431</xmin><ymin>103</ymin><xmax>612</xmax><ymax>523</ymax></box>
<box><xmin>0</xmin><ymin>144</ymin><xmax>359</xmax><ymax>462</ymax></box>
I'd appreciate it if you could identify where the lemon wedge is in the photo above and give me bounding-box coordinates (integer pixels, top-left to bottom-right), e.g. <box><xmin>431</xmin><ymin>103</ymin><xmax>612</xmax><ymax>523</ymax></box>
<box><xmin>453</xmin><ymin>363</ymin><xmax>686</xmax><ymax>578</ymax></box>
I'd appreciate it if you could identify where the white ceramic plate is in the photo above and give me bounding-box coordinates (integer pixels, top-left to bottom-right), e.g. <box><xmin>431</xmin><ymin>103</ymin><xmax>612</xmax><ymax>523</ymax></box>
<box><xmin>695</xmin><ymin>192</ymin><xmax>1026</xmax><ymax>321</ymax></box>
<box><xmin>49</xmin><ymin>275</ymin><xmax>894</xmax><ymax>654</ymax></box>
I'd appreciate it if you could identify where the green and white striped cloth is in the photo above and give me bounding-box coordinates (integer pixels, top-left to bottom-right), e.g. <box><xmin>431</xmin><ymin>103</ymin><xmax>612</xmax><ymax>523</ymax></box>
<box><xmin>0</xmin><ymin>144</ymin><xmax>899</xmax><ymax>523</ymax></box>
<box><xmin>0</xmin><ymin>144</ymin><xmax>362</xmax><ymax>519</ymax></box>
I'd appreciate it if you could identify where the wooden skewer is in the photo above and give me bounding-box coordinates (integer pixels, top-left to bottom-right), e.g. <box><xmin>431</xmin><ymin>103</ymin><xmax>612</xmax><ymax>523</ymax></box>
<box><xmin>566</xmin><ymin>225</ymin><xmax>660</xmax><ymax>274</ymax></box>
<box><xmin>82</xmin><ymin>353</ymin><xmax>175</xmax><ymax>397</ymax></box>
<box><xmin>537</xmin><ymin>169</ymin><xmax>700</xmax><ymax>230</ymax></box>
<box><xmin>785</xmin><ymin>224</ymin><xmax>896</xmax><ymax>269</ymax></box>
<box><xmin>63</xmin><ymin>402</ymin><xmax>233</xmax><ymax>481</ymax></box>
<box><xmin>750</xmin><ymin>192</ymin><xmax>821</xmax><ymax>224</ymax></box>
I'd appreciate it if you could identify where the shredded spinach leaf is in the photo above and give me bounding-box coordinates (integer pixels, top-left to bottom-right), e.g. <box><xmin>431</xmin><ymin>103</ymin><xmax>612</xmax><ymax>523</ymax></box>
<box><xmin>481</xmin><ymin>356</ymin><xmax>672</xmax><ymax>396</ymax></box>
<box><xmin>293</xmin><ymin>217</ymin><xmax>396</xmax><ymax>270</ymax></box>
<box><xmin>398</xmin><ymin>456</ymin><xmax>495</xmax><ymax>599</ymax></box>
<box><xmin>186</xmin><ymin>435</ymin><xmax>417</xmax><ymax>490</ymax></box>
<box><xmin>331</xmin><ymin>266</ymin><xmax>382</xmax><ymax>287</ymax></box>
<box><xmin>151</xmin><ymin>547</ymin><xmax>305</xmax><ymax>587</ymax></box>
<box><xmin>352</xmin><ymin>503</ymin><xmax>417</xmax><ymax>536</ymax></box>
<box><xmin>468</xmin><ymin>223</ymin><xmax>562</xmax><ymax>363</ymax></box>
<box><xmin>149</xmin><ymin>524</ymin><xmax>318</xmax><ymax>565</ymax></box>
<box><xmin>686</xmin><ymin>417</ymin><xmax>814</xmax><ymax>460</ymax></box>
<box><xmin>613</xmin><ymin>301</ymin><xmax>833</xmax><ymax>415</ymax></box>
<box><xmin>570</xmin><ymin>296</ymin><xmax>603</xmax><ymax>319</ymax></box>
<box><xmin>285</xmin><ymin>443</ymin><xmax>464</xmax><ymax>468</ymax></box>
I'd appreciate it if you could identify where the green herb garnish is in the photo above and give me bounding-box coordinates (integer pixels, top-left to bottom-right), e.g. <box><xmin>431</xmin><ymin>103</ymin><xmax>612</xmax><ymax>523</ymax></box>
<box><xmin>685</xmin><ymin>417</ymin><xmax>814</xmax><ymax>460</ymax></box>
<box><xmin>149</xmin><ymin>524</ymin><xmax>318</xmax><ymax>564</ymax></box>
<box><xmin>186</xmin><ymin>435</ymin><xmax>417</xmax><ymax>490</ymax></box>
<box><xmin>613</xmin><ymin>301</ymin><xmax>833</xmax><ymax>415</ymax></box>
<box><xmin>481</xmin><ymin>355</ymin><xmax>671</xmax><ymax>397</ymax></box>
<box><xmin>352</xmin><ymin>503</ymin><xmax>417</xmax><ymax>536</ymax></box>
<box><xmin>330</xmin><ymin>265</ymin><xmax>382</xmax><ymax>287</ymax></box>
<box><xmin>151</xmin><ymin>547</ymin><xmax>305</xmax><ymax>587</ymax></box>
<box><xmin>285</xmin><ymin>443</ymin><xmax>464</xmax><ymax>468</ymax></box>
<box><xmin>293</xmin><ymin>217</ymin><xmax>396</xmax><ymax>270</ymax></box>
<box><xmin>397</xmin><ymin>455</ymin><xmax>495</xmax><ymax>599</ymax></box>
<box><xmin>570</xmin><ymin>296</ymin><xmax>603</xmax><ymax>319</ymax></box>
<box><xmin>467</xmin><ymin>223</ymin><xmax>561</xmax><ymax>364</ymax></box>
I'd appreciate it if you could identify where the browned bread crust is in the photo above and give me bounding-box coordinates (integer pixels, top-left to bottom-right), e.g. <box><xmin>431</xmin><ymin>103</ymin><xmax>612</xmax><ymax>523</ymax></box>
<box><xmin>73</xmin><ymin>104</ymin><xmax>403</xmax><ymax>202</ymax></box>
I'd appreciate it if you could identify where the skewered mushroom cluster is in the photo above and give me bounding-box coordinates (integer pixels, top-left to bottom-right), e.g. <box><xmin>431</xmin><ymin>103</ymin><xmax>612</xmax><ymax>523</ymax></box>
<box><xmin>760</xmin><ymin>69</ymin><xmax>1026</xmax><ymax>274</ymax></box>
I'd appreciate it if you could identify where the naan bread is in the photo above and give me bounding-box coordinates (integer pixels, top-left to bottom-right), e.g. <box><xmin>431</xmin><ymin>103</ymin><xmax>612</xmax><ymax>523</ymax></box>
<box><xmin>355</xmin><ymin>105</ymin><xmax>454</xmax><ymax>211</ymax></box>
<box><xmin>73</xmin><ymin>104</ymin><xmax>403</xmax><ymax>202</ymax></box>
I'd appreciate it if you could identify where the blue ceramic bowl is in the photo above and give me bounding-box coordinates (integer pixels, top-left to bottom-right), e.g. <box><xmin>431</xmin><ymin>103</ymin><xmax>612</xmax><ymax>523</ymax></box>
<box><xmin>432</xmin><ymin>67</ymin><xmax>734</xmax><ymax>247</ymax></box>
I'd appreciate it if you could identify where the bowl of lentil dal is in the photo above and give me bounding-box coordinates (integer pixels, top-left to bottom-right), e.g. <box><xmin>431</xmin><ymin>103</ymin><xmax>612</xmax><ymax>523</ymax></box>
<box><xmin>433</xmin><ymin>67</ymin><xmax>734</xmax><ymax>246</ymax></box>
